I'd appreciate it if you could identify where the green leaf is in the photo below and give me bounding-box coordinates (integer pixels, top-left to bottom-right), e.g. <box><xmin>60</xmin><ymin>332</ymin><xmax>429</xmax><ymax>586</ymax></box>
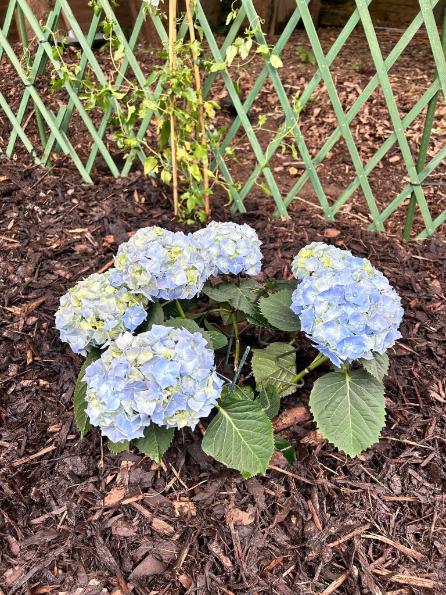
<box><xmin>205</xmin><ymin>329</ymin><xmax>228</xmax><ymax>350</ymax></box>
<box><xmin>203</xmin><ymin>281</ymin><xmax>260</xmax><ymax>316</ymax></box>
<box><xmin>274</xmin><ymin>435</ymin><xmax>296</xmax><ymax>464</ymax></box>
<box><xmin>140</xmin><ymin>302</ymin><xmax>164</xmax><ymax>331</ymax></box>
<box><xmin>202</xmin><ymin>395</ymin><xmax>274</xmax><ymax>476</ymax></box>
<box><xmin>265</xmin><ymin>279</ymin><xmax>298</xmax><ymax>292</ymax></box>
<box><xmin>226</xmin><ymin>44</ymin><xmax>238</xmax><ymax>66</ymax></box>
<box><xmin>251</xmin><ymin>342</ymin><xmax>297</xmax><ymax>397</ymax></box>
<box><xmin>210</xmin><ymin>62</ymin><xmax>226</xmax><ymax>72</ymax></box>
<box><xmin>309</xmin><ymin>370</ymin><xmax>386</xmax><ymax>457</ymax></box>
<box><xmin>257</xmin><ymin>383</ymin><xmax>281</xmax><ymax>419</ymax></box>
<box><xmin>108</xmin><ymin>440</ymin><xmax>130</xmax><ymax>454</ymax></box>
<box><xmin>73</xmin><ymin>348</ymin><xmax>101</xmax><ymax>437</ymax></box>
<box><xmin>135</xmin><ymin>423</ymin><xmax>175</xmax><ymax>464</ymax></box>
<box><xmin>359</xmin><ymin>352</ymin><xmax>389</xmax><ymax>382</ymax></box>
<box><xmin>246</xmin><ymin>305</ymin><xmax>273</xmax><ymax>329</ymax></box>
<box><xmin>144</xmin><ymin>156</ymin><xmax>158</xmax><ymax>176</ymax></box>
<box><xmin>221</xmin><ymin>384</ymin><xmax>255</xmax><ymax>402</ymax></box>
<box><xmin>270</xmin><ymin>54</ymin><xmax>283</xmax><ymax>69</ymax></box>
<box><xmin>259</xmin><ymin>289</ymin><xmax>300</xmax><ymax>332</ymax></box>
<box><xmin>256</xmin><ymin>44</ymin><xmax>270</xmax><ymax>58</ymax></box>
<box><xmin>228</xmin><ymin>280</ymin><xmax>261</xmax><ymax>314</ymax></box>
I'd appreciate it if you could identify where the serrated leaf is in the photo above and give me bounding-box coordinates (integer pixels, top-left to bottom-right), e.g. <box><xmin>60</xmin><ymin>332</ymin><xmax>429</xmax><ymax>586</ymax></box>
<box><xmin>309</xmin><ymin>370</ymin><xmax>386</xmax><ymax>457</ymax></box>
<box><xmin>202</xmin><ymin>395</ymin><xmax>274</xmax><ymax>476</ymax></box>
<box><xmin>135</xmin><ymin>423</ymin><xmax>175</xmax><ymax>463</ymax></box>
<box><xmin>259</xmin><ymin>289</ymin><xmax>300</xmax><ymax>332</ymax></box>
<box><xmin>274</xmin><ymin>435</ymin><xmax>296</xmax><ymax>464</ymax></box>
<box><xmin>73</xmin><ymin>348</ymin><xmax>101</xmax><ymax>437</ymax></box>
<box><xmin>226</xmin><ymin>280</ymin><xmax>261</xmax><ymax>315</ymax></box>
<box><xmin>246</xmin><ymin>305</ymin><xmax>273</xmax><ymax>329</ymax></box>
<box><xmin>203</xmin><ymin>283</ymin><xmax>237</xmax><ymax>303</ymax></box>
<box><xmin>221</xmin><ymin>384</ymin><xmax>254</xmax><ymax>402</ymax></box>
<box><xmin>265</xmin><ymin>279</ymin><xmax>298</xmax><ymax>292</ymax></box>
<box><xmin>108</xmin><ymin>440</ymin><xmax>130</xmax><ymax>453</ymax></box>
<box><xmin>359</xmin><ymin>352</ymin><xmax>389</xmax><ymax>382</ymax></box>
<box><xmin>251</xmin><ymin>342</ymin><xmax>297</xmax><ymax>397</ymax></box>
<box><xmin>140</xmin><ymin>301</ymin><xmax>164</xmax><ymax>331</ymax></box>
<box><xmin>203</xmin><ymin>281</ymin><xmax>260</xmax><ymax>316</ymax></box>
<box><xmin>257</xmin><ymin>383</ymin><xmax>281</xmax><ymax>418</ymax></box>
<box><xmin>205</xmin><ymin>329</ymin><xmax>228</xmax><ymax>350</ymax></box>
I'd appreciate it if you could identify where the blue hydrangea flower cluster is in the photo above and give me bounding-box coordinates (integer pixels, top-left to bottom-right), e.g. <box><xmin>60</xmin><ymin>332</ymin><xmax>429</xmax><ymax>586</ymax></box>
<box><xmin>291</xmin><ymin>243</ymin><xmax>404</xmax><ymax>366</ymax></box>
<box><xmin>291</xmin><ymin>242</ymin><xmax>356</xmax><ymax>280</ymax></box>
<box><xmin>110</xmin><ymin>226</ymin><xmax>208</xmax><ymax>301</ymax></box>
<box><xmin>193</xmin><ymin>221</ymin><xmax>262</xmax><ymax>277</ymax></box>
<box><xmin>83</xmin><ymin>326</ymin><xmax>224</xmax><ymax>442</ymax></box>
<box><xmin>55</xmin><ymin>271</ymin><xmax>148</xmax><ymax>356</ymax></box>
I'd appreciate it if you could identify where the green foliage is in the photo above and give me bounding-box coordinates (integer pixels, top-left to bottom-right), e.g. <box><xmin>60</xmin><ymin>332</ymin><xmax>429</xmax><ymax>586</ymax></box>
<box><xmin>309</xmin><ymin>370</ymin><xmax>386</xmax><ymax>457</ymax></box>
<box><xmin>135</xmin><ymin>423</ymin><xmax>175</xmax><ymax>464</ymax></box>
<box><xmin>251</xmin><ymin>342</ymin><xmax>297</xmax><ymax>397</ymax></box>
<box><xmin>296</xmin><ymin>45</ymin><xmax>316</xmax><ymax>65</ymax></box>
<box><xmin>73</xmin><ymin>348</ymin><xmax>101</xmax><ymax>437</ymax></box>
<box><xmin>203</xmin><ymin>280</ymin><xmax>261</xmax><ymax>316</ymax></box>
<box><xmin>202</xmin><ymin>393</ymin><xmax>274</xmax><ymax>477</ymax></box>
<box><xmin>257</xmin><ymin>383</ymin><xmax>281</xmax><ymax>419</ymax></box>
<box><xmin>108</xmin><ymin>440</ymin><xmax>130</xmax><ymax>453</ymax></box>
<box><xmin>140</xmin><ymin>301</ymin><xmax>164</xmax><ymax>331</ymax></box>
<box><xmin>274</xmin><ymin>435</ymin><xmax>296</xmax><ymax>464</ymax></box>
<box><xmin>259</xmin><ymin>289</ymin><xmax>300</xmax><ymax>332</ymax></box>
<box><xmin>359</xmin><ymin>352</ymin><xmax>389</xmax><ymax>382</ymax></box>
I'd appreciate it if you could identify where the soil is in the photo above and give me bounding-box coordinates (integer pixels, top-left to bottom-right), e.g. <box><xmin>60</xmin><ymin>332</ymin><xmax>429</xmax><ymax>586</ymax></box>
<box><xmin>1</xmin><ymin>21</ymin><xmax>446</xmax><ymax>595</ymax></box>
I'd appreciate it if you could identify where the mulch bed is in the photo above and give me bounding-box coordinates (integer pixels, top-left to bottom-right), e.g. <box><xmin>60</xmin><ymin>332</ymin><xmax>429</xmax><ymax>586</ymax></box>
<box><xmin>1</xmin><ymin>158</ymin><xmax>446</xmax><ymax>595</ymax></box>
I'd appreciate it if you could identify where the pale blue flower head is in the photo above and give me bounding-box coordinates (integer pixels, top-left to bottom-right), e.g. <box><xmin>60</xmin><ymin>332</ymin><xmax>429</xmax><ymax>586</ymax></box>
<box><xmin>291</xmin><ymin>242</ymin><xmax>362</xmax><ymax>280</ymax></box>
<box><xmin>55</xmin><ymin>271</ymin><xmax>148</xmax><ymax>356</ymax></box>
<box><xmin>111</xmin><ymin>226</ymin><xmax>208</xmax><ymax>301</ymax></box>
<box><xmin>83</xmin><ymin>326</ymin><xmax>224</xmax><ymax>442</ymax></box>
<box><xmin>193</xmin><ymin>221</ymin><xmax>263</xmax><ymax>277</ymax></box>
<box><xmin>291</xmin><ymin>245</ymin><xmax>404</xmax><ymax>366</ymax></box>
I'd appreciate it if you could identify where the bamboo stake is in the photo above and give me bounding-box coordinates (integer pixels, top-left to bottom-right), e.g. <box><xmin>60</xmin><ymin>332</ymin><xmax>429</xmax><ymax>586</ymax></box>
<box><xmin>169</xmin><ymin>0</ymin><xmax>179</xmax><ymax>217</ymax></box>
<box><xmin>185</xmin><ymin>0</ymin><xmax>210</xmax><ymax>216</ymax></box>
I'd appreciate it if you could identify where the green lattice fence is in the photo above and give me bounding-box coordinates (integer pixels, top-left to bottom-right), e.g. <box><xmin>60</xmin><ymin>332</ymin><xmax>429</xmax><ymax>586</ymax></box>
<box><xmin>1</xmin><ymin>0</ymin><xmax>445</xmax><ymax>238</ymax></box>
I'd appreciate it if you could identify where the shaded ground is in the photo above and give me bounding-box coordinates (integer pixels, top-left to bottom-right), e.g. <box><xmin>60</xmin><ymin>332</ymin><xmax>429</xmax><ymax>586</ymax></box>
<box><xmin>1</xmin><ymin>160</ymin><xmax>446</xmax><ymax>594</ymax></box>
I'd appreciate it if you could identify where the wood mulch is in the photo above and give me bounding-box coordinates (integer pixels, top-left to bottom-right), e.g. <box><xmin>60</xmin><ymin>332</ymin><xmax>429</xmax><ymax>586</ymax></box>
<box><xmin>0</xmin><ymin>159</ymin><xmax>445</xmax><ymax>594</ymax></box>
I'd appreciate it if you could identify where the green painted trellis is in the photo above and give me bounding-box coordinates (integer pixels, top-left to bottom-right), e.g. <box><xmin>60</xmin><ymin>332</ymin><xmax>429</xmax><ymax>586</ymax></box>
<box><xmin>0</xmin><ymin>0</ymin><xmax>445</xmax><ymax>238</ymax></box>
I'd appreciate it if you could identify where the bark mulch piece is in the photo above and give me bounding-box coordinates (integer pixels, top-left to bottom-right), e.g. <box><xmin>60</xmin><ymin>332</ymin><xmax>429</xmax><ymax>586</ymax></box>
<box><xmin>1</xmin><ymin>160</ymin><xmax>445</xmax><ymax>594</ymax></box>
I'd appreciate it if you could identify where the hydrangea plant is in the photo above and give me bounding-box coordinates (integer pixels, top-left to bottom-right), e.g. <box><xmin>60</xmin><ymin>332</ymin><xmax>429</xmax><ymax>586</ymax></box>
<box><xmin>57</xmin><ymin>226</ymin><xmax>403</xmax><ymax>474</ymax></box>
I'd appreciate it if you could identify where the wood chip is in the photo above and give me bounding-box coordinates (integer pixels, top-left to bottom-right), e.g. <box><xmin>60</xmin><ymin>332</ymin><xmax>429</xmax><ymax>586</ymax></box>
<box><xmin>103</xmin><ymin>487</ymin><xmax>126</xmax><ymax>507</ymax></box>
<box><xmin>11</xmin><ymin>445</ymin><xmax>56</xmax><ymax>467</ymax></box>
<box><xmin>273</xmin><ymin>406</ymin><xmax>311</xmax><ymax>432</ymax></box>
<box><xmin>151</xmin><ymin>517</ymin><xmax>175</xmax><ymax>536</ymax></box>
<box><xmin>362</xmin><ymin>533</ymin><xmax>424</xmax><ymax>561</ymax></box>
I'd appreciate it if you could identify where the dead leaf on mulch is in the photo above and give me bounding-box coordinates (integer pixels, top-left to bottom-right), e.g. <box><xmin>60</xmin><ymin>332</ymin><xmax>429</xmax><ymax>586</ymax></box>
<box><xmin>227</xmin><ymin>507</ymin><xmax>255</xmax><ymax>526</ymax></box>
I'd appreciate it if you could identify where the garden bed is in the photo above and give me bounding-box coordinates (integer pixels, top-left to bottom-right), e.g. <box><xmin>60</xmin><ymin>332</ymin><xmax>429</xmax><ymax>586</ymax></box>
<box><xmin>1</xmin><ymin>159</ymin><xmax>445</xmax><ymax>594</ymax></box>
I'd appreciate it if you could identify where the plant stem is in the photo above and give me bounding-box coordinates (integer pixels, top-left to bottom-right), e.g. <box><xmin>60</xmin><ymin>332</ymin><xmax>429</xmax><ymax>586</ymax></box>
<box><xmin>168</xmin><ymin>0</ymin><xmax>179</xmax><ymax>217</ymax></box>
<box><xmin>184</xmin><ymin>0</ymin><xmax>210</xmax><ymax>216</ymax></box>
<box><xmin>290</xmin><ymin>354</ymin><xmax>328</xmax><ymax>386</ymax></box>
<box><xmin>175</xmin><ymin>299</ymin><xmax>186</xmax><ymax>318</ymax></box>
<box><xmin>231</xmin><ymin>312</ymin><xmax>240</xmax><ymax>370</ymax></box>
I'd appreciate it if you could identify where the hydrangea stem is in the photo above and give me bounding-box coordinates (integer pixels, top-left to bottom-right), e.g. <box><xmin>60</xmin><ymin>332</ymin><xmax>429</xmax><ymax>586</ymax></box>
<box><xmin>290</xmin><ymin>353</ymin><xmax>328</xmax><ymax>386</ymax></box>
<box><xmin>231</xmin><ymin>312</ymin><xmax>240</xmax><ymax>370</ymax></box>
<box><xmin>175</xmin><ymin>299</ymin><xmax>186</xmax><ymax>318</ymax></box>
